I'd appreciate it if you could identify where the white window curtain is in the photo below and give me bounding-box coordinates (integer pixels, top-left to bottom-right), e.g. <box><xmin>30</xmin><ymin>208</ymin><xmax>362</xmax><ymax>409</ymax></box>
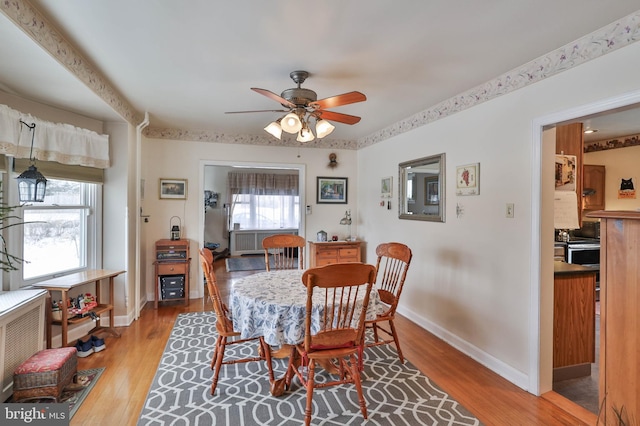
<box><xmin>0</xmin><ymin>104</ymin><xmax>110</xmax><ymax>168</ymax></box>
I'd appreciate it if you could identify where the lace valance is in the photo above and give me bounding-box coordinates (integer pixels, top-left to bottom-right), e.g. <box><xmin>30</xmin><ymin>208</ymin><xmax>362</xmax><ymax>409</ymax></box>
<box><xmin>0</xmin><ymin>104</ymin><xmax>110</xmax><ymax>169</ymax></box>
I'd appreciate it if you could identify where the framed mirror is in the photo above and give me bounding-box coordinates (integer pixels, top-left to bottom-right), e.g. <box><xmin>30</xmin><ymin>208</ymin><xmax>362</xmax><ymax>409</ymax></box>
<box><xmin>398</xmin><ymin>153</ymin><xmax>445</xmax><ymax>222</ymax></box>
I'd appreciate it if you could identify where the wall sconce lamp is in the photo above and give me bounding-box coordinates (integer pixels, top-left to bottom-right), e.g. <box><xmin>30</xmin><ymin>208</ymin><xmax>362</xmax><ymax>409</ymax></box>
<box><xmin>16</xmin><ymin>120</ymin><xmax>47</xmax><ymax>202</ymax></box>
<box><xmin>328</xmin><ymin>153</ymin><xmax>338</xmax><ymax>168</ymax></box>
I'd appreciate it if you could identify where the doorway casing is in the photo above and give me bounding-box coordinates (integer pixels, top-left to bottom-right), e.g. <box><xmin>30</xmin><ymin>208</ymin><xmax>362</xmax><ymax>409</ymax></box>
<box><xmin>530</xmin><ymin>88</ymin><xmax>640</xmax><ymax>395</ymax></box>
<box><xmin>196</xmin><ymin>159</ymin><xmax>306</xmax><ymax>300</ymax></box>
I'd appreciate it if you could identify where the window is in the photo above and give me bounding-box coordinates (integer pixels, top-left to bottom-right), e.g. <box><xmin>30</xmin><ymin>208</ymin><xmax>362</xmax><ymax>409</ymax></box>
<box><xmin>15</xmin><ymin>178</ymin><xmax>101</xmax><ymax>287</ymax></box>
<box><xmin>231</xmin><ymin>194</ymin><xmax>299</xmax><ymax>230</ymax></box>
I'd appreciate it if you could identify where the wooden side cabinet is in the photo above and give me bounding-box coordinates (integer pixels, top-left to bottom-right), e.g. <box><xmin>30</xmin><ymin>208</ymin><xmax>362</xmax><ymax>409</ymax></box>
<box><xmin>154</xmin><ymin>239</ymin><xmax>190</xmax><ymax>308</ymax></box>
<box><xmin>308</xmin><ymin>241</ymin><xmax>362</xmax><ymax>267</ymax></box>
<box><xmin>582</xmin><ymin>164</ymin><xmax>605</xmax><ymax>210</ymax></box>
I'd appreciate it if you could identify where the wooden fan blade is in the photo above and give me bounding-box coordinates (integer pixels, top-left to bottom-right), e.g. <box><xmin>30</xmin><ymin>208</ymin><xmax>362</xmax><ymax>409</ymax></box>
<box><xmin>251</xmin><ymin>88</ymin><xmax>296</xmax><ymax>108</ymax></box>
<box><xmin>315</xmin><ymin>110</ymin><xmax>361</xmax><ymax>125</ymax></box>
<box><xmin>310</xmin><ymin>91</ymin><xmax>366</xmax><ymax>109</ymax></box>
<box><xmin>225</xmin><ymin>109</ymin><xmax>289</xmax><ymax>114</ymax></box>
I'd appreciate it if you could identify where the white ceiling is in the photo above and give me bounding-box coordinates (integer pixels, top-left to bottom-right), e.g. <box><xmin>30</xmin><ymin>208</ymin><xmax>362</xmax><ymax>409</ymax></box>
<box><xmin>1</xmin><ymin>1</ymin><xmax>639</xmax><ymax>144</ymax></box>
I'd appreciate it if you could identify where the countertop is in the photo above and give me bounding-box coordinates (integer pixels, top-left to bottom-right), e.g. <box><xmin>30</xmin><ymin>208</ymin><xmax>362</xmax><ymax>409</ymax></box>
<box><xmin>554</xmin><ymin>261</ymin><xmax>599</xmax><ymax>275</ymax></box>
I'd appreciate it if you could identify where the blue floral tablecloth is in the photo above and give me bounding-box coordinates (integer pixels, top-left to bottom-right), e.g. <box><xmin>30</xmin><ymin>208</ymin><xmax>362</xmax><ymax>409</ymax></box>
<box><xmin>230</xmin><ymin>269</ymin><xmax>382</xmax><ymax>347</ymax></box>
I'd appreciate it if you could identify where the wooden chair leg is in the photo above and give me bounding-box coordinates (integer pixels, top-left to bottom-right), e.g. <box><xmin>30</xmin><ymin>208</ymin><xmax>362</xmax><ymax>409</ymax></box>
<box><xmin>389</xmin><ymin>319</ymin><xmax>404</xmax><ymax>363</ymax></box>
<box><xmin>304</xmin><ymin>360</ymin><xmax>316</xmax><ymax>426</ymax></box>
<box><xmin>211</xmin><ymin>335</ymin><xmax>222</xmax><ymax>370</ymax></box>
<box><xmin>372</xmin><ymin>323</ymin><xmax>380</xmax><ymax>342</ymax></box>
<box><xmin>260</xmin><ymin>337</ymin><xmax>275</xmax><ymax>384</ymax></box>
<box><xmin>211</xmin><ymin>337</ymin><xmax>226</xmax><ymax>395</ymax></box>
<box><xmin>350</xmin><ymin>353</ymin><xmax>368</xmax><ymax>420</ymax></box>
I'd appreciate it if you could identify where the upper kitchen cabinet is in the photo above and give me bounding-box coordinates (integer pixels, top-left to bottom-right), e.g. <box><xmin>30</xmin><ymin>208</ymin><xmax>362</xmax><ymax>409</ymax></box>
<box><xmin>556</xmin><ymin>123</ymin><xmax>584</xmax><ymax>226</ymax></box>
<box><xmin>582</xmin><ymin>164</ymin><xmax>606</xmax><ymax>211</ymax></box>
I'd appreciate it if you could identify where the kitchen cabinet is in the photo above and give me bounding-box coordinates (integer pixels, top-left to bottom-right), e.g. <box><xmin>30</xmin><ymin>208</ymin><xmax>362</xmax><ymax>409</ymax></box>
<box><xmin>308</xmin><ymin>241</ymin><xmax>362</xmax><ymax>267</ymax></box>
<box><xmin>587</xmin><ymin>210</ymin><xmax>640</xmax><ymax>425</ymax></box>
<box><xmin>582</xmin><ymin>164</ymin><xmax>605</xmax><ymax>210</ymax></box>
<box><xmin>553</xmin><ymin>261</ymin><xmax>596</xmax><ymax>381</ymax></box>
<box><xmin>556</xmin><ymin>123</ymin><xmax>584</xmax><ymax>226</ymax></box>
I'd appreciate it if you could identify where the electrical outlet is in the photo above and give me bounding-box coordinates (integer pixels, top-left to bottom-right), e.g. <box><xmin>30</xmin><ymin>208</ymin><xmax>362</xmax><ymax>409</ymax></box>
<box><xmin>506</xmin><ymin>203</ymin><xmax>515</xmax><ymax>218</ymax></box>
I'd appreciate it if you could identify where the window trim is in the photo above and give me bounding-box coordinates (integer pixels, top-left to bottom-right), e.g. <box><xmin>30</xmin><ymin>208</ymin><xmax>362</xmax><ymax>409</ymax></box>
<box><xmin>7</xmin><ymin>179</ymin><xmax>102</xmax><ymax>290</ymax></box>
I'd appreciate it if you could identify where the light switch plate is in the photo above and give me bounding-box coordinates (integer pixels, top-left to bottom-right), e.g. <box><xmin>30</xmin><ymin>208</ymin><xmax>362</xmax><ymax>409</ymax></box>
<box><xmin>506</xmin><ymin>203</ymin><xmax>515</xmax><ymax>218</ymax></box>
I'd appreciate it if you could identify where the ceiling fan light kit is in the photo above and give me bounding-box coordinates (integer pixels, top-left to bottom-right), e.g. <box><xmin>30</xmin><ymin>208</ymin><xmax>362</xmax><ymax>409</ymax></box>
<box><xmin>315</xmin><ymin>119</ymin><xmax>335</xmax><ymax>138</ymax></box>
<box><xmin>297</xmin><ymin>122</ymin><xmax>315</xmax><ymax>142</ymax></box>
<box><xmin>264</xmin><ymin>120</ymin><xmax>283</xmax><ymax>139</ymax></box>
<box><xmin>227</xmin><ymin>70</ymin><xmax>366</xmax><ymax>142</ymax></box>
<box><xmin>281</xmin><ymin>111</ymin><xmax>303</xmax><ymax>133</ymax></box>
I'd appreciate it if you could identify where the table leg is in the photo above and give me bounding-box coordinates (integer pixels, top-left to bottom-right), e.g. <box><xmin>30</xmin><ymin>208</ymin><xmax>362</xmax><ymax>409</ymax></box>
<box><xmin>60</xmin><ymin>290</ymin><xmax>69</xmax><ymax>347</ymax></box>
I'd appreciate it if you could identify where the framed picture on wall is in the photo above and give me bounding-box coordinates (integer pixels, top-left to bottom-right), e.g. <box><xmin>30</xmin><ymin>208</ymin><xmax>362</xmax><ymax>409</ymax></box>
<box><xmin>456</xmin><ymin>163</ymin><xmax>480</xmax><ymax>196</ymax></box>
<box><xmin>381</xmin><ymin>176</ymin><xmax>392</xmax><ymax>198</ymax></box>
<box><xmin>159</xmin><ymin>178</ymin><xmax>188</xmax><ymax>199</ymax></box>
<box><xmin>317</xmin><ymin>177</ymin><xmax>348</xmax><ymax>204</ymax></box>
<box><xmin>424</xmin><ymin>176</ymin><xmax>439</xmax><ymax>205</ymax></box>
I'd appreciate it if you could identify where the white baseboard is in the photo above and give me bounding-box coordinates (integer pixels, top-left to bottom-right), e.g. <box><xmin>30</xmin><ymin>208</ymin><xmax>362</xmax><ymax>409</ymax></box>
<box><xmin>397</xmin><ymin>305</ymin><xmax>530</xmax><ymax>392</ymax></box>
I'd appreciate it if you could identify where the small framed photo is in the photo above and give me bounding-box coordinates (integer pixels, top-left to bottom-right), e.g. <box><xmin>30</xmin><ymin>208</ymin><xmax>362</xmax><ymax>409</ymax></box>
<box><xmin>456</xmin><ymin>163</ymin><xmax>480</xmax><ymax>196</ymax></box>
<box><xmin>159</xmin><ymin>178</ymin><xmax>188</xmax><ymax>199</ymax></box>
<box><xmin>425</xmin><ymin>176</ymin><xmax>439</xmax><ymax>205</ymax></box>
<box><xmin>381</xmin><ymin>176</ymin><xmax>392</xmax><ymax>198</ymax></box>
<box><xmin>317</xmin><ymin>177</ymin><xmax>348</xmax><ymax>204</ymax></box>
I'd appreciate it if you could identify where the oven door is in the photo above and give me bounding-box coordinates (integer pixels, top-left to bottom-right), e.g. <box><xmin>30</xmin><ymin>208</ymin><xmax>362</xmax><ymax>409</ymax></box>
<box><xmin>566</xmin><ymin>244</ymin><xmax>600</xmax><ymax>265</ymax></box>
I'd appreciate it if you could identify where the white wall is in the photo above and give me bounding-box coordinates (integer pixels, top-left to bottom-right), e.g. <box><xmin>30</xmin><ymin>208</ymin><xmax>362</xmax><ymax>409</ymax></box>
<box><xmin>103</xmin><ymin>121</ymin><xmax>135</xmax><ymax>321</ymax></box>
<box><xmin>141</xmin><ymin>140</ymin><xmax>358</xmax><ymax>301</ymax></box>
<box><xmin>358</xmin><ymin>40</ymin><xmax>640</xmax><ymax>392</ymax></box>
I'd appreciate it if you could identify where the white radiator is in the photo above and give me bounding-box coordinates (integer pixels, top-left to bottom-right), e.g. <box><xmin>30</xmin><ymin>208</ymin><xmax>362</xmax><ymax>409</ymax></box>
<box><xmin>0</xmin><ymin>289</ymin><xmax>47</xmax><ymax>402</ymax></box>
<box><xmin>230</xmin><ymin>229</ymin><xmax>298</xmax><ymax>255</ymax></box>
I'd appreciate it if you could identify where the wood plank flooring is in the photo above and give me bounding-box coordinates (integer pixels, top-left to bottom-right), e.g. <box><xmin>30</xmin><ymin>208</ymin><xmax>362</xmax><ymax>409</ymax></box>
<box><xmin>72</xmin><ymin>263</ymin><xmax>594</xmax><ymax>425</ymax></box>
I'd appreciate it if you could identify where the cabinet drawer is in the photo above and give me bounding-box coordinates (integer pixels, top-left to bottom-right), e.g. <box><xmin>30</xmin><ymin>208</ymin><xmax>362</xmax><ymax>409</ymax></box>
<box><xmin>157</xmin><ymin>263</ymin><xmax>187</xmax><ymax>275</ymax></box>
<box><xmin>338</xmin><ymin>248</ymin><xmax>359</xmax><ymax>258</ymax></box>
<box><xmin>316</xmin><ymin>249</ymin><xmax>339</xmax><ymax>259</ymax></box>
<box><xmin>316</xmin><ymin>258</ymin><xmax>337</xmax><ymax>266</ymax></box>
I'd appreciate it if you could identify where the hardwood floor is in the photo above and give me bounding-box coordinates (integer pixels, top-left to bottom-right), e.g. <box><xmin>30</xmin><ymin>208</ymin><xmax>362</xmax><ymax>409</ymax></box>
<box><xmin>72</xmin><ymin>263</ymin><xmax>594</xmax><ymax>425</ymax></box>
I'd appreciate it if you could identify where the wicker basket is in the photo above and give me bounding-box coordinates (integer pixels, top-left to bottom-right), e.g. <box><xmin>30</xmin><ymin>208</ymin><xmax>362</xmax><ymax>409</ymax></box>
<box><xmin>13</xmin><ymin>348</ymin><xmax>78</xmax><ymax>402</ymax></box>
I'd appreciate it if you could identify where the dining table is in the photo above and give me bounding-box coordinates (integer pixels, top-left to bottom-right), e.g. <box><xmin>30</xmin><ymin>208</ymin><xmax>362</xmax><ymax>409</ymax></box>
<box><xmin>230</xmin><ymin>268</ymin><xmax>382</xmax><ymax>396</ymax></box>
<box><xmin>229</xmin><ymin>268</ymin><xmax>383</xmax><ymax>351</ymax></box>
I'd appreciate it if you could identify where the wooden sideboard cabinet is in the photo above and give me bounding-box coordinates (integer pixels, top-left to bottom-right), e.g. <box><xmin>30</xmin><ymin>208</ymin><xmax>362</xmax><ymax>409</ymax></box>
<box><xmin>308</xmin><ymin>240</ymin><xmax>362</xmax><ymax>267</ymax></box>
<box><xmin>154</xmin><ymin>239</ymin><xmax>190</xmax><ymax>309</ymax></box>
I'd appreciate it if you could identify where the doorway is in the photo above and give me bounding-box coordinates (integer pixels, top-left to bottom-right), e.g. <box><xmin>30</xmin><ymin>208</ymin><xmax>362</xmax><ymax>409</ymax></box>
<box><xmin>197</xmin><ymin>161</ymin><xmax>306</xmax><ymax>298</ymax></box>
<box><xmin>533</xmin><ymin>90</ymin><xmax>640</xmax><ymax>408</ymax></box>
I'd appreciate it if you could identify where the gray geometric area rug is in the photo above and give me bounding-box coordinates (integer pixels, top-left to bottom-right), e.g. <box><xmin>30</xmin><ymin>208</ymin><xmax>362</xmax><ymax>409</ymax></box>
<box><xmin>138</xmin><ymin>312</ymin><xmax>482</xmax><ymax>425</ymax></box>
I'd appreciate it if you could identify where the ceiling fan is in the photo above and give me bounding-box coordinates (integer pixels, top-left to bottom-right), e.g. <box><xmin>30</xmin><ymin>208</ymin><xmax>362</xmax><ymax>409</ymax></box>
<box><xmin>226</xmin><ymin>70</ymin><xmax>366</xmax><ymax>142</ymax></box>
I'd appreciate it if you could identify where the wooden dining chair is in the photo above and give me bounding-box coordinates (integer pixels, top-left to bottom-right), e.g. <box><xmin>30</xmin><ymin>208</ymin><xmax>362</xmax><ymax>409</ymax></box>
<box><xmin>284</xmin><ymin>262</ymin><xmax>376</xmax><ymax>426</ymax></box>
<box><xmin>198</xmin><ymin>249</ymin><xmax>275</xmax><ymax>395</ymax></box>
<box><xmin>364</xmin><ymin>242</ymin><xmax>413</xmax><ymax>364</ymax></box>
<box><xmin>261</xmin><ymin>234</ymin><xmax>305</xmax><ymax>271</ymax></box>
